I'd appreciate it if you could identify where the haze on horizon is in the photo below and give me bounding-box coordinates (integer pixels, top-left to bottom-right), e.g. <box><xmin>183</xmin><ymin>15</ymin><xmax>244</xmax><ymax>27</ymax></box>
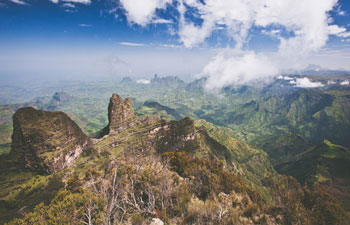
<box><xmin>1</xmin><ymin>0</ymin><xmax>350</xmax><ymax>89</ymax></box>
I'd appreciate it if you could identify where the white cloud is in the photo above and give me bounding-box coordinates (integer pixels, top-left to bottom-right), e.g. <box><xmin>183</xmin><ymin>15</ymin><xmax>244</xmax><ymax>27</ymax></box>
<box><xmin>152</xmin><ymin>18</ymin><xmax>173</xmax><ymax>24</ymax></box>
<box><xmin>50</xmin><ymin>0</ymin><xmax>91</xmax><ymax>4</ymax></box>
<box><xmin>9</xmin><ymin>0</ymin><xmax>28</xmax><ymax>5</ymax></box>
<box><xmin>328</xmin><ymin>24</ymin><xmax>350</xmax><ymax>38</ymax></box>
<box><xmin>262</xmin><ymin>29</ymin><xmax>281</xmax><ymax>37</ymax></box>
<box><xmin>283</xmin><ymin>76</ymin><xmax>294</xmax><ymax>81</ymax></box>
<box><xmin>337</xmin><ymin>32</ymin><xmax>350</xmax><ymax>38</ymax></box>
<box><xmin>79</xmin><ymin>24</ymin><xmax>92</xmax><ymax>27</ymax></box>
<box><xmin>62</xmin><ymin>3</ymin><xmax>75</xmax><ymax>8</ymax></box>
<box><xmin>293</xmin><ymin>77</ymin><xmax>324</xmax><ymax>88</ymax></box>
<box><xmin>63</xmin><ymin>0</ymin><xmax>90</xmax><ymax>4</ymax></box>
<box><xmin>120</xmin><ymin>42</ymin><xmax>148</xmax><ymax>47</ymax></box>
<box><xmin>191</xmin><ymin>0</ymin><xmax>339</xmax><ymax>89</ymax></box>
<box><xmin>275</xmin><ymin>75</ymin><xmax>294</xmax><ymax>80</ymax></box>
<box><xmin>336</xmin><ymin>5</ymin><xmax>346</xmax><ymax>16</ymax></box>
<box><xmin>119</xmin><ymin>0</ymin><xmax>172</xmax><ymax>26</ymax></box>
<box><xmin>199</xmin><ymin>51</ymin><xmax>278</xmax><ymax>90</ymax></box>
<box><xmin>159</xmin><ymin>44</ymin><xmax>182</xmax><ymax>48</ymax></box>
<box><xmin>328</xmin><ymin>24</ymin><xmax>346</xmax><ymax>34</ymax></box>
<box><xmin>340</xmin><ymin>80</ymin><xmax>350</xmax><ymax>85</ymax></box>
<box><xmin>136</xmin><ymin>79</ymin><xmax>151</xmax><ymax>84</ymax></box>
<box><xmin>338</xmin><ymin>10</ymin><xmax>345</xmax><ymax>16</ymax></box>
<box><xmin>327</xmin><ymin>80</ymin><xmax>337</xmax><ymax>85</ymax></box>
<box><xmin>119</xmin><ymin>0</ymin><xmax>340</xmax><ymax>89</ymax></box>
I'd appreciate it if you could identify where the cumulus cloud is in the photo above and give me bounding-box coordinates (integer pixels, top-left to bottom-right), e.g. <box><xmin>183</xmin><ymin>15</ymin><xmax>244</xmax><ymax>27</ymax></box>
<box><xmin>119</xmin><ymin>0</ymin><xmax>172</xmax><ymax>26</ymax></box>
<box><xmin>188</xmin><ymin>0</ymin><xmax>340</xmax><ymax>89</ymax></box>
<box><xmin>136</xmin><ymin>79</ymin><xmax>151</xmax><ymax>84</ymax></box>
<box><xmin>293</xmin><ymin>77</ymin><xmax>324</xmax><ymax>88</ymax></box>
<box><xmin>328</xmin><ymin>24</ymin><xmax>350</xmax><ymax>38</ymax></box>
<box><xmin>119</xmin><ymin>0</ymin><xmax>343</xmax><ymax>89</ymax></box>
<box><xmin>199</xmin><ymin>51</ymin><xmax>278</xmax><ymax>90</ymax></box>
<box><xmin>340</xmin><ymin>80</ymin><xmax>350</xmax><ymax>85</ymax></box>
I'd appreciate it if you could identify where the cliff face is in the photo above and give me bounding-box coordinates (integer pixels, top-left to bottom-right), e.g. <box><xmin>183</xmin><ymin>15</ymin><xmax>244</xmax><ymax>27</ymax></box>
<box><xmin>10</xmin><ymin>107</ymin><xmax>88</xmax><ymax>174</ymax></box>
<box><xmin>106</xmin><ymin>93</ymin><xmax>138</xmax><ymax>134</ymax></box>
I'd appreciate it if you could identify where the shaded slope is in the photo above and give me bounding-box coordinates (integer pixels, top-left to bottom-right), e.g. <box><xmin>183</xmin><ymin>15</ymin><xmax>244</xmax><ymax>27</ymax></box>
<box><xmin>276</xmin><ymin>140</ymin><xmax>350</xmax><ymax>210</ymax></box>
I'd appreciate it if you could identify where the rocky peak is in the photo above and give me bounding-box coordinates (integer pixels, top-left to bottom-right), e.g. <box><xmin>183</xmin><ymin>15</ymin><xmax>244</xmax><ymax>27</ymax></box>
<box><xmin>10</xmin><ymin>107</ymin><xmax>88</xmax><ymax>174</ymax></box>
<box><xmin>106</xmin><ymin>93</ymin><xmax>138</xmax><ymax>134</ymax></box>
<box><xmin>52</xmin><ymin>92</ymin><xmax>71</xmax><ymax>102</ymax></box>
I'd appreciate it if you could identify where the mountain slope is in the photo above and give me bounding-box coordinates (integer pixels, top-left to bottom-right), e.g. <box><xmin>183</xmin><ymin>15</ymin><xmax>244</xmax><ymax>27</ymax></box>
<box><xmin>0</xmin><ymin>93</ymin><xmax>347</xmax><ymax>225</ymax></box>
<box><xmin>276</xmin><ymin>140</ymin><xmax>350</xmax><ymax>210</ymax></box>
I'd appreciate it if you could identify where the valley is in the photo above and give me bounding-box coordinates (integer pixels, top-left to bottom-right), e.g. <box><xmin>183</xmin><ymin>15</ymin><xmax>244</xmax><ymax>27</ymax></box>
<box><xmin>0</xmin><ymin>74</ymin><xmax>350</xmax><ymax>224</ymax></box>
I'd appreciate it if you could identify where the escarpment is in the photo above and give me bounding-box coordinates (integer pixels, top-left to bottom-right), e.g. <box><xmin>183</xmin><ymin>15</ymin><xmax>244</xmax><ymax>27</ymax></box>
<box><xmin>2</xmin><ymin>92</ymin><xmax>348</xmax><ymax>225</ymax></box>
<box><xmin>10</xmin><ymin>107</ymin><xmax>88</xmax><ymax>174</ymax></box>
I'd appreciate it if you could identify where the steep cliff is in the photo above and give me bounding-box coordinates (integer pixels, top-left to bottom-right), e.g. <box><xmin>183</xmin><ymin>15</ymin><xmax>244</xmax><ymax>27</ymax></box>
<box><xmin>104</xmin><ymin>93</ymin><xmax>138</xmax><ymax>135</ymax></box>
<box><xmin>10</xmin><ymin>107</ymin><xmax>88</xmax><ymax>174</ymax></box>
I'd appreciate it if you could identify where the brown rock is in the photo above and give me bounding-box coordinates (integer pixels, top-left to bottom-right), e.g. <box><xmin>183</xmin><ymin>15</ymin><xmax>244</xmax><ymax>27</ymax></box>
<box><xmin>10</xmin><ymin>107</ymin><xmax>88</xmax><ymax>174</ymax></box>
<box><xmin>106</xmin><ymin>93</ymin><xmax>138</xmax><ymax>134</ymax></box>
<box><xmin>156</xmin><ymin>117</ymin><xmax>197</xmax><ymax>153</ymax></box>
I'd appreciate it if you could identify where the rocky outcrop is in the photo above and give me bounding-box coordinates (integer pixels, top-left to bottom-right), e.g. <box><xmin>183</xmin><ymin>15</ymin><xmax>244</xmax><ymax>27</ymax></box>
<box><xmin>105</xmin><ymin>93</ymin><xmax>138</xmax><ymax>134</ymax></box>
<box><xmin>10</xmin><ymin>107</ymin><xmax>88</xmax><ymax>174</ymax></box>
<box><xmin>156</xmin><ymin>117</ymin><xmax>197</xmax><ymax>153</ymax></box>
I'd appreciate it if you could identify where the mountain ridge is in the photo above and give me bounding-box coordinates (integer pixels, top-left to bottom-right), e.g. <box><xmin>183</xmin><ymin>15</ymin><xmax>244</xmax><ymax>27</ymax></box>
<box><xmin>0</xmin><ymin>93</ymin><xmax>347</xmax><ymax>224</ymax></box>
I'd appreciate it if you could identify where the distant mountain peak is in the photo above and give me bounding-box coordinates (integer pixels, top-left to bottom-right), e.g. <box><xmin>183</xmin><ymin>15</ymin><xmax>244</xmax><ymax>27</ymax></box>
<box><xmin>304</xmin><ymin>64</ymin><xmax>324</xmax><ymax>71</ymax></box>
<box><xmin>52</xmin><ymin>92</ymin><xmax>71</xmax><ymax>102</ymax></box>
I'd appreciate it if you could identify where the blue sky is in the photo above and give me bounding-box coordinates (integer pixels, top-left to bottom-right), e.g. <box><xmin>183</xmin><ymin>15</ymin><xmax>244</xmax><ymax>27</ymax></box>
<box><xmin>1</xmin><ymin>0</ymin><xmax>350</xmax><ymax>86</ymax></box>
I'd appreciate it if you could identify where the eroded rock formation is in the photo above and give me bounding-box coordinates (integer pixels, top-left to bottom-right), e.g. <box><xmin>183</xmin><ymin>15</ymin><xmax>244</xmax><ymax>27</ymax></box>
<box><xmin>10</xmin><ymin>107</ymin><xmax>88</xmax><ymax>174</ymax></box>
<box><xmin>106</xmin><ymin>93</ymin><xmax>138</xmax><ymax>134</ymax></box>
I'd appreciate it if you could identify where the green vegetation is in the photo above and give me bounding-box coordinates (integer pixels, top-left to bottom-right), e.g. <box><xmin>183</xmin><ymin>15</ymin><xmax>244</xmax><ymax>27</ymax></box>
<box><xmin>276</xmin><ymin>140</ymin><xmax>350</xmax><ymax>210</ymax></box>
<box><xmin>0</xmin><ymin>77</ymin><xmax>350</xmax><ymax>223</ymax></box>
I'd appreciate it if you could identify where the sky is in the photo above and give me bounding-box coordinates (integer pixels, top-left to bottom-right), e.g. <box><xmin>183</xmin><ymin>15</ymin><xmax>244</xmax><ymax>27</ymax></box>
<box><xmin>1</xmin><ymin>0</ymin><xmax>350</xmax><ymax>88</ymax></box>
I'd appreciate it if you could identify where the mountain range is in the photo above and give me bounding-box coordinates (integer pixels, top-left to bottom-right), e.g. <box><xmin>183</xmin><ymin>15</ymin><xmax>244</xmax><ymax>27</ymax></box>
<box><xmin>0</xmin><ymin>75</ymin><xmax>350</xmax><ymax>224</ymax></box>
